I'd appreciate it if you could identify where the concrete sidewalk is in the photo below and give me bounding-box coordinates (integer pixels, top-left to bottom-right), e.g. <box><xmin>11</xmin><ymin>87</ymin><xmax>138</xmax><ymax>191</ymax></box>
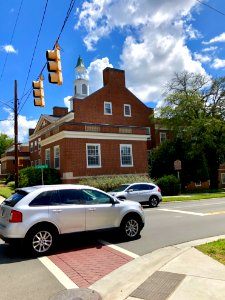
<box><xmin>90</xmin><ymin>235</ymin><xmax>225</xmax><ymax>300</ymax></box>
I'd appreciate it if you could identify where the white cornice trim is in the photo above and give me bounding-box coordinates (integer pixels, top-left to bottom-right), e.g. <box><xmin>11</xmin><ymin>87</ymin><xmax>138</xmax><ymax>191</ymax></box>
<box><xmin>41</xmin><ymin>131</ymin><xmax>149</xmax><ymax>147</ymax></box>
<box><xmin>30</xmin><ymin>112</ymin><xmax>74</xmax><ymax>140</ymax></box>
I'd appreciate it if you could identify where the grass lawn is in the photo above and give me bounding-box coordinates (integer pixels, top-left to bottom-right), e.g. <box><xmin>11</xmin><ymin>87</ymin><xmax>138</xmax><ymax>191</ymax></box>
<box><xmin>163</xmin><ymin>193</ymin><xmax>225</xmax><ymax>202</ymax></box>
<box><xmin>196</xmin><ymin>239</ymin><xmax>225</xmax><ymax>266</ymax></box>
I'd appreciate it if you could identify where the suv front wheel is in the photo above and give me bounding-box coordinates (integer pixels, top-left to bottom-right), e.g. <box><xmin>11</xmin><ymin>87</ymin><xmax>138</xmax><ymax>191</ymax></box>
<box><xmin>120</xmin><ymin>215</ymin><xmax>141</xmax><ymax>239</ymax></box>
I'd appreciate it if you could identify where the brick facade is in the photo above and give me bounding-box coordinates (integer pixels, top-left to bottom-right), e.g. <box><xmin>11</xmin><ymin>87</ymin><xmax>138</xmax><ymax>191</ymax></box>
<box><xmin>29</xmin><ymin>67</ymin><xmax>154</xmax><ymax>183</ymax></box>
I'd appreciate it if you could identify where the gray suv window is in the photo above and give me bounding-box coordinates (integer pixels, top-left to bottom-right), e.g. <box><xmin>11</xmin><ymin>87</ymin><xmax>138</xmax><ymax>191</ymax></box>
<box><xmin>30</xmin><ymin>191</ymin><xmax>58</xmax><ymax>206</ymax></box>
<box><xmin>82</xmin><ymin>189</ymin><xmax>112</xmax><ymax>204</ymax></box>
<box><xmin>130</xmin><ymin>184</ymin><xmax>153</xmax><ymax>191</ymax></box>
<box><xmin>58</xmin><ymin>189</ymin><xmax>84</xmax><ymax>205</ymax></box>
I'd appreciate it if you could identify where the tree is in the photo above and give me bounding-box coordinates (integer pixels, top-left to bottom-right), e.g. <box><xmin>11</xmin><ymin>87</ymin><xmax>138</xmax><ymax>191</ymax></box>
<box><xmin>156</xmin><ymin>72</ymin><xmax>225</xmax><ymax>189</ymax></box>
<box><xmin>0</xmin><ymin>133</ymin><xmax>13</xmax><ymax>157</ymax></box>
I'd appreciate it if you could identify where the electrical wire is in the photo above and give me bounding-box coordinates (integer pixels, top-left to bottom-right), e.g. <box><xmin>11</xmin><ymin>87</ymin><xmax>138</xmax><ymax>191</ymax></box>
<box><xmin>18</xmin><ymin>0</ymin><xmax>76</xmax><ymax>114</ymax></box>
<box><xmin>0</xmin><ymin>0</ymin><xmax>24</xmax><ymax>82</ymax></box>
<box><xmin>20</xmin><ymin>0</ymin><xmax>49</xmax><ymax>105</ymax></box>
<box><xmin>196</xmin><ymin>0</ymin><xmax>225</xmax><ymax>17</ymax></box>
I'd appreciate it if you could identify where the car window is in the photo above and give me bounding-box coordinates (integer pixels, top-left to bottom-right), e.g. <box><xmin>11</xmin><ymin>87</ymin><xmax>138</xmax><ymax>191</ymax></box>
<box><xmin>2</xmin><ymin>190</ymin><xmax>28</xmax><ymax>207</ymax></box>
<box><xmin>111</xmin><ymin>185</ymin><xmax>129</xmax><ymax>192</ymax></box>
<box><xmin>30</xmin><ymin>191</ymin><xmax>58</xmax><ymax>206</ymax></box>
<box><xmin>58</xmin><ymin>189</ymin><xmax>84</xmax><ymax>205</ymax></box>
<box><xmin>140</xmin><ymin>184</ymin><xmax>154</xmax><ymax>190</ymax></box>
<box><xmin>129</xmin><ymin>184</ymin><xmax>141</xmax><ymax>191</ymax></box>
<box><xmin>82</xmin><ymin>189</ymin><xmax>112</xmax><ymax>204</ymax></box>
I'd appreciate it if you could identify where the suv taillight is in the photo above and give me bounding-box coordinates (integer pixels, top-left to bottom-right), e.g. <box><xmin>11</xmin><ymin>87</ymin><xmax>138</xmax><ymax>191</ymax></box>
<box><xmin>9</xmin><ymin>210</ymin><xmax>23</xmax><ymax>223</ymax></box>
<box><xmin>158</xmin><ymin>187</ymin><xmax>161</xmax><ymax>193</ymax></box>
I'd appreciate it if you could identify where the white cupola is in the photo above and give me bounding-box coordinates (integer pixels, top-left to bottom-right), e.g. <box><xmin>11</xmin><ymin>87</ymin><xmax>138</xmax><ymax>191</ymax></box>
<box><xmin>74</xmin><ymin>56</ymin><xmax>89</xmax><ymax>99</ymax></box>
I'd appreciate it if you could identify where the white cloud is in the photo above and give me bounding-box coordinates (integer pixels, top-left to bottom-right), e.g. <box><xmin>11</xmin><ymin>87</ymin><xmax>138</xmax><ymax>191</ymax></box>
<box><xmin>202</xmin><ymin>46</ymin><xmax>218</xmax><ymax>52</ymax></box>
<box><xmin>211</xmin><ymin>58</ymin><xmax>225</xmax><ymax>69</ymax></box>
<box><xmin>194</xmin><ymin>53</ymin><xmax>211</xmax><ymax>63</ymax></box>
<box><xmin>0</xmin><ymin>108</ymin><xmax>37</xmax><ymax>143</ymax></box>
<box><xmin>76</xmin><ymin>0</ymin><xmax>208</xmax><ymax>104</ymax></box>
<box><xmin>64</xmin><ymin>96</ymin><xmax>72</xmax><ymax>110</ymax></box>
<box><xmin>87</xmin><ymin>57</ymin><xmax>113</xmax><ymax>93</ymax></box>
<box><xmin>203</xmin><ymin>32</ymin><xmax>225</xmax><ymax>45</ymax></box>
<box><xmin>1</xmin><ymin>44</ymin><xmax>17</xmax><ymax>53</ymax></box>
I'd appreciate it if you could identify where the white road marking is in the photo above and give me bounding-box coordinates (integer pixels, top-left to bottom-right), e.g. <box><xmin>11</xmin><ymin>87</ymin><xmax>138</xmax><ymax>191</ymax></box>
<box><xmin>38</xmin><ymin>256</ymin><xmax>78</xmax><ymax>289</ymax></box>
<box><xmin>158</xmin><ymin>208</ymin><xmax>205</xmax><ymax>216</ymax></box>
<box><xmin>98</xmin><ymin>239</ymin><xmax>139</xmax><ymax>258</ymax></box>
<box><xmin>159</xmin><ymin>208</ymin><xmax>225</xmax><ymax>216</ymax></box>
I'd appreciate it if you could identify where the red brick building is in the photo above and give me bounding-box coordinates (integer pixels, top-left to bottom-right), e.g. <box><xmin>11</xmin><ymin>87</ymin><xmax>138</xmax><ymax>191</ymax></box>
<box><xmin>29</xmin><ymin>59</ymin><xmax>155</xmax><ymax>183</ymax></box>
<box><xmin>0</xmin><ymin>143</ymin><xmax>30</xmax><ymax>175</ymax></box>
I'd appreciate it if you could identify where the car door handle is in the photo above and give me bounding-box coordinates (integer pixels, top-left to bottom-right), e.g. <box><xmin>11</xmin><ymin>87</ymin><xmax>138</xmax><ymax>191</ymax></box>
<box><xmin>88</xmin><ymin>208</ymin><xmax>96</xmax><ymax>211</ymax></box>
<box><xmin>52</xmin><ymin>209</ymin><xmax>62</xmax><ymax>213</ymax></box>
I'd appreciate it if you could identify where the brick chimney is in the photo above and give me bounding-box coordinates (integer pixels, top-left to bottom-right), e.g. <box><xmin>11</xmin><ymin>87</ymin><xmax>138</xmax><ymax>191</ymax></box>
<box><xmin>53</xmin><ymin>106</ymin><xmax>68</xmax><ymax>117</ymax></box>
<box><xmin>103</xmin><ymin>67</ymin><xmax>125</xmax><ymax>87</ymax></box>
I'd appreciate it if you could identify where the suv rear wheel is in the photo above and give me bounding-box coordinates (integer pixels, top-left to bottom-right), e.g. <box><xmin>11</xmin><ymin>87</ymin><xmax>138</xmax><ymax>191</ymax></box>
<box><xmin>26</xmin><ymin>225</ymin><xmax>57</xmax><ymax>256</ymax></box>
<box><xmin>121</xmin><ymin>215</ymin><xmax>141</xmax><ymax>239</ymax></box>
<box><xmin>149</xmin><ymin>195</ymin><xmax>159</xmax><ymax>208</ymax></box>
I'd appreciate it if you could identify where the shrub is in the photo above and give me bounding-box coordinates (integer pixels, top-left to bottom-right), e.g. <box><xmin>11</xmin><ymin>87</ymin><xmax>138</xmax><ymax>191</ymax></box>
<box><xmin>19</xmin><ymin>167</ymin><xmax>61</xmax><ymax>187</ymax></box>
<box><xmin>156</xmin><ymin>175</ymin><xmax>180</xmax><ymax>196</ymax></box>
<box><xmin>79</xmin><ymin>175</ymin><xmax>155</xmax><ymax>192</ymax></box>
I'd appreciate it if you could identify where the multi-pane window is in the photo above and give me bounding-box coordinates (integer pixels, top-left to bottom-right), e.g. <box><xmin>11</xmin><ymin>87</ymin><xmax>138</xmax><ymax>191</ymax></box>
<box><xmin>30</xmin><ymin>142</ymin><xmax>34</xmax><ymax>153</ymax></box>
<box><xmin>38</xmin><ymin>137</ymin><xmax>41</xmax><ymax>150</ymax></box>
<box><xmin>120</xmin><ymin>144</ymin><xmax>133</xmax><ymax>167</ymax></box>
<box><xmin>124</xmin><ymin>104</ymin><xmax>131</xmax><ymax>117</ymax></box>
<box><xmin>54</xmin><ymin>146</ymin><xmax>60</xmax><ymax>169</ymax></box>
<box><xmin>160</xmin><ymin>132</ymin><xmax>167</xmax><ymax>143</ymax></box>
<box><xmin>222</xmin><ymin>173</ymin><xmax>225</xmax><ymax>184</ymax></box>
<box><xmin>86</xmin><ymin>144</ymin><xmax>101</xmax><ymax>168</ymax></box>
<box><xmin>45</xmin><ymin>148</ymin><xmax>50</xmax><ymax>167</ymax></box>
<box><xmin>104</xmin><ymin>101</ymin><xmax>112</xmax><ymax>115</ymax></box>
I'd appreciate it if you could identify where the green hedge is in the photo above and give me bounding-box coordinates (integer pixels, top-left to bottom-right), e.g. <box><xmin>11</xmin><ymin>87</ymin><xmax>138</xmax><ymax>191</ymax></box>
<box><xmin>156</xmin><ymin>175</ymin><xmax>180</xmax><ymax>196</ymax></box>
<box><xmin>19</xmin><ymin>167</ymin><xmax>61</xmax><ymax>187</ymax></box>
<box><xmin>79</xmin><ymin>175</ymin><xmax>155</xmax><ymax>192</ymax></box>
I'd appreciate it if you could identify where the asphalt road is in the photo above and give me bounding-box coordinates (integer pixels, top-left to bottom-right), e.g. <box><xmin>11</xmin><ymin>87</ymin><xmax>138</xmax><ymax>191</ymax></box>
<box><xmin>1</xmin><ymin>197</ymin><xmax>225</xmax><ymax>299</ymax></box>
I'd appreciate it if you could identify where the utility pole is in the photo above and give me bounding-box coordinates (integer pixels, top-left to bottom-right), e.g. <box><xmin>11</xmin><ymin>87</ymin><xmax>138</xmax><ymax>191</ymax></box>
<box><xmin>14</xmin><ymin>80</ymin><xmax>18</xmax><ymax>188</ymax></box>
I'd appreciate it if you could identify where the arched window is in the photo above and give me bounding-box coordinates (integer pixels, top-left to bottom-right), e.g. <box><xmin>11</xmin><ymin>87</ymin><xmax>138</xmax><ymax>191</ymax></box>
<box><xmin>74</xmin><ymin>86</ymin><xmax>77</xmax><ymax>95</ymax></box>
<box><xmin>82</xmin><ymin>84</ymin><xmax>87</xmax><ymax>95</ymax></box>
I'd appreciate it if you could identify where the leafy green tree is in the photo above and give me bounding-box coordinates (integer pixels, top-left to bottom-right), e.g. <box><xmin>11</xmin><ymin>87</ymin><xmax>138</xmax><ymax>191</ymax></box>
<box><xmin>0</xmin><ymin>133</ymin><xmax>13</xmax><ymax>157</ymax></box>
<box><xmin>156</xmin><ymin>72</ymin><xmax>225</xmax><ymax>189</ymax></box>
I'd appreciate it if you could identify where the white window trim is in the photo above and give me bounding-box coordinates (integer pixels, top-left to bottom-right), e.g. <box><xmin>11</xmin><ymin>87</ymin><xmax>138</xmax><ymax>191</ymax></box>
<box><xmin>45</xmin><ymin>148</ymin><xmax>50</xmax><ymax>167</ymax></box>
<box><xmin>54</xmin><ymin>145</ymin><xmax>60</xmax><ymax>169</ymax></box>
<box><xmin>160</xmin><ymin>132</ymin><xmax>167</xmax><ymax>143</ymax></box>
<box><xmin>124</xmin><ymin>104</ymin><xmax>131</xmax><ymax>117</ymax></box>
<box><xmin>221</xmin><ymin>173</ymin><xmax>225</xmax><ymax>184</ymax></box>
<box><xmin>104</xmin><ymin>101</ymin><xmax>112</xmax><ymax>115</ymax></box>
<box><xmin>86</xmin><ymin>144</ymin><xmax>101</xmax><ymax>168</ymax></box>
<box><xmin>195</xmin><ymin>181</ymin><xmax>202</xmax><ymax>187</ymax></box>
<box><xmin>120</xmin><ymin>144</ymin><xmax>133</xmax><ymax>167</ymax></box>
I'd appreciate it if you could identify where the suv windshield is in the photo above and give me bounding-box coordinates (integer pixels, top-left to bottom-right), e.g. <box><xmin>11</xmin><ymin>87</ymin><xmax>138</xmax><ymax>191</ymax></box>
<box><xmin>2</xmin><ymin>190</ymin><xmax>28</xmax><ymax>207</ymax></box>
<box><xmin>111</xmin><ymin>184</ymin><xmax>130</xmax><ymax>192</ymax></box>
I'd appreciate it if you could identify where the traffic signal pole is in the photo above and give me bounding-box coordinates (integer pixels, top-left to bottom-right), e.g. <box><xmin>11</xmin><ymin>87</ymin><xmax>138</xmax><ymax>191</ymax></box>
<box><xmin>14</xmin><ymin>80</ymin><xmax>18</xmax><ymax>188</ymax></box>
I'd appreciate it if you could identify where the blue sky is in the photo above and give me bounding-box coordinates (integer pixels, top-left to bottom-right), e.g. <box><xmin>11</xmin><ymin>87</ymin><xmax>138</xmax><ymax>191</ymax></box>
<box><xmin>0</xmin><ymin>0</ymin><xmax>225</xmax><ymax>142</ymax></box>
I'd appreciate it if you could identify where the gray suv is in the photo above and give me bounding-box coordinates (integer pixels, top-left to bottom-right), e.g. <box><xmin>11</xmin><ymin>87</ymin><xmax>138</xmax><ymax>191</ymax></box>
<box><xmin>0</xmin><ymin>184</ymin><xmax>145</xmax><ymax>256</ymax></box>
<box><xmin>109</xmin><ymin>182</ymin><xmax>162</xmax><ymax>207</ymax></box>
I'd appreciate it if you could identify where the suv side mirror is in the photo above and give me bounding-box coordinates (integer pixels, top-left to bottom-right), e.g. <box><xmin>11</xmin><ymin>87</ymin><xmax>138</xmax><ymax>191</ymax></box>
<box><xmin>127</xmin><ymin>189</ymin><xmax>133</xmax><ymax>192</ymax></box>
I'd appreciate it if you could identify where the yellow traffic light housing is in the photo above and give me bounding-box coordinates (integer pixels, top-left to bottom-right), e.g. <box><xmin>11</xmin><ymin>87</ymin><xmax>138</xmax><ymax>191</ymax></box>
<box><xmin>33</xmin><ymin>76</ymin><xmax>45</xmax><ymax>107</ymax></box>
<box><xmin>46</xmin><ymin>42</ymin><xmax>63</xmax><ymax>85</ymax></box>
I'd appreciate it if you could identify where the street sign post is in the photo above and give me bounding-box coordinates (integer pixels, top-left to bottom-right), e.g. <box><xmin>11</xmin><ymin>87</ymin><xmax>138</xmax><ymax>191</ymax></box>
<box><xmin>35</xmin><ymin>165</ymin><xmax>48</xmax><ymax>184</ymax></box>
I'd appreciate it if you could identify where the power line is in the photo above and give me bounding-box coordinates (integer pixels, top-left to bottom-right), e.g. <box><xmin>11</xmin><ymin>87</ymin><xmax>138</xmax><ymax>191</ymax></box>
<box><xmin>0</xmin><ymin>0</ymin><xmax>24</xmax><ymax>82</ymax></box>
<box><xmin>196</xmin><ymin>0</ymin><xmax>225</xmax><ymax>17</ymax></box>
<box><xmin>19</xmin><ymin>0</ymin><xmax>76</xmax><ymax>114</ymax></box>
<box><xmin>20</xmin><ymin>0</ymin><xmax>49</xmax><ymax>104</ymax></box>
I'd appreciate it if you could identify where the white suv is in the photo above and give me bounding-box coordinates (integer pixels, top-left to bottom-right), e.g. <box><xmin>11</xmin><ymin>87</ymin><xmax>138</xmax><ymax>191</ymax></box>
<box><xmin>109</xmin><ymin>182</ymin><xmax>162</xmax><ymax>207</ymax></box>
<box><xmin>0</xmin><ymin>184</ymin><xmax>145</xmax><ymax>256</ymax></box>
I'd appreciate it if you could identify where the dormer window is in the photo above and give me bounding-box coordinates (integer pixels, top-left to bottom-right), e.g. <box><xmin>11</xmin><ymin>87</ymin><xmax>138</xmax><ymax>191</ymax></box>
<box><xmin>124</xmin><ymin>104</ymin><xmax>131</xmax><ymax>117</ymax></box>
<box><xmin>104</xmin><ymin>101</ymin><xmax>112</xmax><ymax>115</ymax></box>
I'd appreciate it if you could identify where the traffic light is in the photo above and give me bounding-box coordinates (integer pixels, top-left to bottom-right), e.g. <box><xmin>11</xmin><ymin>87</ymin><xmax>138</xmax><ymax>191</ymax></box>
<box><xmin>33</xmin><ymin>76</ymin><xmax>45</xmax><ymax>107</ymax></box>
<box><xmin>46</xmin><ymin>42</ymin><xmax>63</xmax><ymax>85</ymax></box>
